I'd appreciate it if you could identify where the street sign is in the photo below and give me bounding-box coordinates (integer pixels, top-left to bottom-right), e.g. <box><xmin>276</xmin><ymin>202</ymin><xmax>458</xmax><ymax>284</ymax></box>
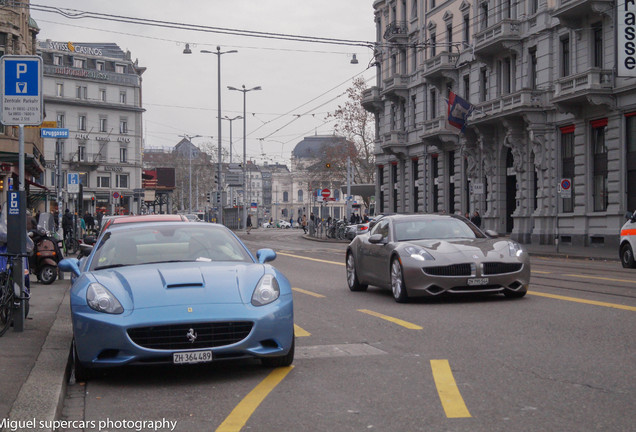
<box><xmin>1</xmin><ymin>55</ymin><xmax>43</xmax><ymax>125</ymax></box>
<box><xmin>113</xmin><ymin>191</ymin><xmax>120</xmax><ymax>199</ymax></box>
<box><xmin>41</xmin><ymin>128</ymin><xmax>69</xmax><ymax>138</ymax></box>
<box><xmin>8</xmin><ymin>191</ymin><xmax>19</xmax><ymax>216</ymax></box>
<box><xmin>559</xmin><ymin>178</ymin><xmax>572</xmax><ymax>198</ymax></box>
<box><xmin>67</xmin><ymin>172</ymin><xmax>80</xmax><ymax>193</ymax></box>
<box><xmin>225</xmin><ymin>172</ymin><xmax>243</xmax><ymax>186</ymax></box>
<box><xmin>472</xmin><ymin>182</ymin><xmax>485</xmax><ymax>195</ymax></box>
<box><xmin>321</xmin><ymin>188</ymin><xmax>331</xmax><ymax>198</ymax></box>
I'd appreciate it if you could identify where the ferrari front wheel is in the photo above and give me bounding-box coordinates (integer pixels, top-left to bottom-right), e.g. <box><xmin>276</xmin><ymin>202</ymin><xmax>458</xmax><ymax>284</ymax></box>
<box><xmin>261</xmin><ymin>337</ymin><xmax>295</xmax><ymax>367</ymax></box>
<box><xmin>391</xmin><ymin>258</ymin><xmax>409</xmax><ymax>303</ymax></box>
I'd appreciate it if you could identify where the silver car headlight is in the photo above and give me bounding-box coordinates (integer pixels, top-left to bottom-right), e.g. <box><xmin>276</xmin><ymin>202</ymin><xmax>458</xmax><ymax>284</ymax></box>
<box><xmin>508</xmin><ymin>241</ymin><xmax>524</xmax><ymax>257</ymax></box>
<box><xmin>86</xmin><ymin>283</ymin><xmax>123</xmax><ymax>314</ymax></box>
<box><xmin>252</xmin><ymin>274</ymin><xmax>280</xmax><ymax>306</ymax></box>
<box><xmin>404</xmin><ymin>246</ymin><xmax>435</xmax><ymax>261</ymax></box>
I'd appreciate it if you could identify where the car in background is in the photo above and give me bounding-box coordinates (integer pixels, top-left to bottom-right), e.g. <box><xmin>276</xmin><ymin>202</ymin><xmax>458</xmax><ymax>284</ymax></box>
<box><xmin>619</xmin><ymin>210</ymin><xmax>636</xmax><ymax>268</ymax></box>
<box><xmin>345</xmin><ymin>214</ymin><xmax>530</xmax><ymax>303</ymax></box>
<box><xmin>59</xmin><ymin>221</ymin><xmax>294</xmax><ymax>380</ymax></box>
<box><xmin>184</xmin><ymin>214</ymin><xmax>203</xmax><ymax>222</ymax></box>
<box><xmin>100</xmin><ymin>214</ymin><xmax>188</xmax><ymax>234</ymax></box>
<box><xmin>345</xmin><ymin>214</ymin><xmax>391</xmax><ymax>240</ymax></box>
<box><xmin>262</xmin><ymin>220</ymin><xmax>291</xmax><ymax>229</ymax></box>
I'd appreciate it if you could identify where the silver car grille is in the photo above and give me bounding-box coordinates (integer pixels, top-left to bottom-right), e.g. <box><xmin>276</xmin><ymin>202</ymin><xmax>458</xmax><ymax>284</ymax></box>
<box><xmin>423</xmin><ymin>263</ymin><xmax>472</xmax><ymax>276</ymax></box>
<box><xmin>482</xmin><ymin>262</ymin><xmax>523</xmax><ymax>275</ymax></box>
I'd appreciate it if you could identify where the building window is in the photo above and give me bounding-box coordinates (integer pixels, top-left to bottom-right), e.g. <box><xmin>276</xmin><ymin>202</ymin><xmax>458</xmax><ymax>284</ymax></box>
<box><xmin>120</xmin><ymin>147</ymin><xmax>127</xmax><ymax>163</ymax></box>
<box><xmin>412</xmin><ymin>158</ymin><xmax>419</xmax><ymax>213</ymax></box>
<box><xmin>120</xmin><ymin>91</ymin><xmax>127</xmax><ymax>104</ymax></box>
<box><xmin>429</xmin><ymin>88</ymin><xmax>437</xmax><ymax>119</ymax></box>
<box><xmin>119</xmin><ymin>119</ymin><xmax>128</xmax><ymax>134</ymax></box>
<box><xmin>431</xmin><ymin>0</ymin><xmax>436</xmax><ymax>9</ymax></box>
<box><xmin>76</xmin><ymin>86</ymin><xmax>87</xmax><ymax>99</ymax></box>
<box><xmin>99</xmin><ymin>89</ymin><xmax>106</xmax><ymax>102</ymax></box>
<box><xmin>432</xmin><ymin>155</ymin><xmax>439</xmax><ymax>213</ymax></box>
<box><xmin>79</xmin><ymin>173</ymin><xmax>88</xmax><ymax>187</ymax></box>
<box><xmin>463</xmin><ymin>74</ymin><xmax>470</xmax><ymax>100</ymax></box>
<box><xmin>463</xmin><ymin>15</ymin><xmax>470</xmax><ymax>44</ymax></box>
<box><xmin>298</xmin><ymin>190</ymin><xmax>303</xmax><ymax>202</ymax></box>
<box><xmin>593</xmin><ymin>23</ymin><xmax>603</xmax><ymax>68</ymax></box>
<box><xmin>116</xmin><ymin>174</ymin><xmax>128</xmax><ymax>189</ymax></box>
<box><xmin>73</xmin><ymin>58</ymin><xmax>86</xmax><ymax>68</ymax></box>
<box><xmin>283</xmin><ymin>191</ymin><xmax>289</xmax><ymax>202</ymax></box>
<box><xmin>411</xmin><ymin>95</ymin><xmax>417</xmax><ymax>127</ymax></box>
<box><xmin>115</xmin><ymin>64</ymin><xmax>126</xmax><ymax>74</ymax></box>
<box><xmin>530</xmin><ymin>0</ymin><xmax>538</xmax><ymax>14</ymax></box>
<box><xmin>56</xmin><ymin>83</ymin><xmax>63</xmax><ymax>97</ymax></box>
<box><xmin>99</xmin><ymin>118</ymin><xmax>107</xmax><ymax>132</ymax></box>
<box><xmin>411</xmin><ymin>46</ymin><xmax>417</xmax><ymax>72</ymax></box>
<box><xmin>78</xmin><ymin>145</ymin><xmax>86</xmax><ymax>162</ymax></box>
<box><xmin>56</xmin><ymin>113</ymin><xmax>65</xmax><ymax>128</ymax></box>
<box><xmin>560</xmin><ymin>126</ymin><xmax>575</xmax><ymax>213</ymax></box>
<box><xmin>97</xmin><ymin>176</ymin><xmax>110</xmax><ymax>188</ymax></box>
<box><xmin>78</xmin><ymin>115</ymin><xmax>86</xmax><ymax>131</ymax></box>
<box><xmin>430</xmin><ymin>33</ymin><xmax>436</xmax><ymax>57</ymax></box>
<box><xmin>561</xmin><ymin>36</ymin><xmax>570</xmax><ymax>77</ymax></box>
<box><xmin>529</xmin><ymin>47</ymin><xmax>537</xmax><ymax>89</ymax></box>
<box><xmin>53</xmin><ymin>55</ymin><xmax>62</xmax><ymax>66</ymax></box>
<box><xmin>411</xmin><ymin>0</ymin><xmax>417</xmax><ymax>18</ymax></box>
<box><xmin>480</xmin><ymin>67</ymin><xmax>488</xmax><ymax>102</ymax></box>
<box><xmin>96</xmin><ymin>61</ymin><xmax>104</xmax><ymax>71</ymax></box>
<box><xmin>481</xmin><ymin>2</ymin><xmax>488</xmax><ymax>31</ymax></box>
<box><xmin>591</xmin><ymin>119</ymin><xmax>608</xmax><ymax>212</ymax></box>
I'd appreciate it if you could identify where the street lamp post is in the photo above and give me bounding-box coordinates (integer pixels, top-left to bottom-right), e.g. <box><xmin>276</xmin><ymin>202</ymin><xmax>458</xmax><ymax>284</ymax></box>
<box><xmin>228</xmin><ymin>84</ymin><xmax>261</xmax><ymax>230</ymax></box>
<box><xmin>223</xmin><ymin>115</ymin><xmax>243</xmax><ymax>163</ymax></box>
<box><xmin>200</xmin><ymin>46</ymin><xmax>238</xmax><ymax>225</ymax></box>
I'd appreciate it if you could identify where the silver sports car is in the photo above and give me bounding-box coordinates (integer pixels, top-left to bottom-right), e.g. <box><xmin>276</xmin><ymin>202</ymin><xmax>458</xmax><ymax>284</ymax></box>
<box><xmin>345</xmin><ymin>214</ymin><xmax>530</xmax><ymax>302</ymax></box>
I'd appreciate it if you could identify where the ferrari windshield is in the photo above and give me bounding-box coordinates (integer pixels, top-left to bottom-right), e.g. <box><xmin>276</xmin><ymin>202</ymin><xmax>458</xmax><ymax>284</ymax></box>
<box><xmin>394</xmin><ymin>217</ymin><xmax>484</xmax><ymax>241</ymax></box>
<box><xmin>90</xmin><ymin>224</ymin><xmax>252</xmax><ymax>270</ymax></box>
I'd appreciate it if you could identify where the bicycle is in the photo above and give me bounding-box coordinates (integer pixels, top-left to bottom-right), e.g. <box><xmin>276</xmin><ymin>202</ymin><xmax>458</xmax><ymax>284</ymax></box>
<box><xmin>64</xmin><ymin>231</ymin><xmax>80</xmax><ymax>255</ymax></box>
<box><xmin>0</xmin><ymin>252</ymin><xmax>30</xmax><ymax>337</ymax></box>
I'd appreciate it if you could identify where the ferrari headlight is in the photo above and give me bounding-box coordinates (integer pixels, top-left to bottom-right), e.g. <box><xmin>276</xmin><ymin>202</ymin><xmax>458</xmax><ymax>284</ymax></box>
<box><xmin>404</xmin><ymin>246</ymin><xmax>435</xmax><ymax>261</ymax></box>
<box><xmin>508</xmin><ymin>241</ymin><xmax>524</xmax><ymax>257</ymax></box>
<box><xmin>252</xmin><ymin>274</ymin><xmax>280</xmax><ymax>306</ymax></box>
<box><xmin>86</xmin><ymin>283</ymin><xmax>123</xmax><ymax>314</ymax></box>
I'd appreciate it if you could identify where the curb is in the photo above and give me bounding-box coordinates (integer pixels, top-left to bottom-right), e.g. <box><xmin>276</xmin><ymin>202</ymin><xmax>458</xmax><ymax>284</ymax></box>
<box><xmin>5</xmin><ymin>288</ymin><xmax>72</xmax><ymax>432</ymax></box>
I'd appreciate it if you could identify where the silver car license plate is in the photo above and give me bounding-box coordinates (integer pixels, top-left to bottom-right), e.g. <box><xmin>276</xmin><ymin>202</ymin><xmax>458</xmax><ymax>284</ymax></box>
<box><xmin>467</xmin><ymin>278</ymin><xmax>489</xmax><ymax>286</ymax></box>
<box><xmin>173</xmin><ymin>350</ymin><xmax>212</xmax><ymax>364</ymax></box>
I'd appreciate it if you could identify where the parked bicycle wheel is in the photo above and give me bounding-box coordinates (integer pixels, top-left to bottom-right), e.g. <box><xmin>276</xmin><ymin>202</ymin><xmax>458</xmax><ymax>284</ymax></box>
<box><xmin>0</xmin><ymin>272</ymin><xmax>13</xmax><ymax>336</ymax></box>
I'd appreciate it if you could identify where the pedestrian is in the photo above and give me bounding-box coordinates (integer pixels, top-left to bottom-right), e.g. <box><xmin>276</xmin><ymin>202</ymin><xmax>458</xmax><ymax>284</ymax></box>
<box><xmin>302</xmin><ymin>214</ymin><xmax>307</xmax><ymax>234</ymax></box>
<box><xmin>290</xmin><ymin>216</ymin><xmax>294</xmax><ymax>227</ymax></box>
<box><xmin>310</xmin><ymin>212</ymin><xmax>315</xmax><ymax>226</ymax></box>
<box><xmin>79</xmin><ymin>213</ymin><xmax>86</xmax><ymax>237</ymax></box>
<box><xmin>471</xmin><ymin>210</ymin><xmax>482</xmax><ymax>228</ymax></box>
<box><xmin>62</xmin><ymin>209</ymin><xmax>73</xmax><ymax>241</ymax></box>
<box><xmin>96</xmin><ymin>211</ymin><xmax>103</xmax><ymax>229</ymax></box>
<box><xmin>464</xmin><ymin>212</ymin><xmax>470</xmax><ymax>220</ymax></box>
<box><xmin>246</xmin><ymin>214</ymin><xmax>252</xmax><ymax>234</ymax></box>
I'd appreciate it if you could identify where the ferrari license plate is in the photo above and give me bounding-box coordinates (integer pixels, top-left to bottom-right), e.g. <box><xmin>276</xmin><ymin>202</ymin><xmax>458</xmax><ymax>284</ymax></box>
<box><xmin>467</xmin><ymin>278</ymin><xmax>489</xmax><ymax>286</ymax></box>
<box><xmin>173</xmin><ymin>350</ymin><xmax>212</xmax><ymax>364</ymax></box>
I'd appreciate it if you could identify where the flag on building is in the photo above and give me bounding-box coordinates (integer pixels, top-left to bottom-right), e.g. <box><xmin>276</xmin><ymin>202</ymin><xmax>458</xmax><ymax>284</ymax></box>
<box><xmin>447</xmin><ymin>91</ymin><xmax>474</xmax><ymax>133</ymax></box>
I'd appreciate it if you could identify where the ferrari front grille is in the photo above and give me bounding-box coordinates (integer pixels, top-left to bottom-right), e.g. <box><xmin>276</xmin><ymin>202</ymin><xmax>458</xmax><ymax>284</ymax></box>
<box><xmin>423</xmin><ymin>263</ymin><xmax>472</xmax><ymax>276</ymax></box>
<box><xmin>127</xmin><ymin>321</ymin><xmax>253</xmax><ymax>350</ymax></box>
<box><xmin>483</xmin><ymin>262</ymin><xmax>523</xmax><ymax>275</ymax></box>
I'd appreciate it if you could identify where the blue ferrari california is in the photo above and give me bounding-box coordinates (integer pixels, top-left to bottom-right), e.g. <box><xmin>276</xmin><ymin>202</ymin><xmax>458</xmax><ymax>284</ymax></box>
<box><xmin>59</xmin><ymin>222</ymin><xmax>294</xmax><ymax>380</ymax></box>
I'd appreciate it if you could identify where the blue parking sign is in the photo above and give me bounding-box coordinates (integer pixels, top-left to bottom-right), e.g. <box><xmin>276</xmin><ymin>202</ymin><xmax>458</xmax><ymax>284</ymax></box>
<box><xmin>1</xmin><ymin>55</ymin><xmax>43</xmax><ymax>125</ymax></box>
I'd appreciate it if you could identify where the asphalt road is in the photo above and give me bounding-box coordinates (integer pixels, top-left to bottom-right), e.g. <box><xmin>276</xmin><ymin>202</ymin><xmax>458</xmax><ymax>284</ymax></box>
<box><xmin>58</xmin><ymin>228</ymin><xmax>636</xmax><ymax>432</ymax></box>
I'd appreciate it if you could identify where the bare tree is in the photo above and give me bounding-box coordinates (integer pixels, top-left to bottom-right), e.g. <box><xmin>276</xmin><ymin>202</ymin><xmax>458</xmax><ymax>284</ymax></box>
<box><xmin>325</xmin><ymin>76</ymin><xmax>375</xmax><ymax>184</ymax></box>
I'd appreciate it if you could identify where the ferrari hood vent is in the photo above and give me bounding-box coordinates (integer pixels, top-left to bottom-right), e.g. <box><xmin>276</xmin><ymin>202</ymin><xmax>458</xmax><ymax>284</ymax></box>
<box><xmin>159</xmin><ymin>267</ymin><xmax>204</xmax><ymax>288</ymax></box>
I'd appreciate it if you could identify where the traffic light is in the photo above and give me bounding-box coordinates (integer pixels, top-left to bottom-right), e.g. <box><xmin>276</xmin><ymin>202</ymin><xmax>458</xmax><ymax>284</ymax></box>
<box><xmin>232</xmin><ymin>197</ymin><xmax>237</xmax><ymax>206</ymax></box>
<box><xmin>206</xmin><ymin>192</ymin><xmax>211</xmax><ymax>203</ymax></box>
<box><xmin>0</xmin><ymin>178</ymin><xmax>3</xmax><ymax>191</ymax></box>
<box><xmin>215</xmin><ymin>192</ymin><xmax>221</xmax><ymax>204</ymax></box>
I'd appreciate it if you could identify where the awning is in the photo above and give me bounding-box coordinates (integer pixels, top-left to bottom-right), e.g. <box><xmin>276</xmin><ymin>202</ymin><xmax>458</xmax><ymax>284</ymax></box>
<box><xmin>26</xmin><ymin>178</ymin><xmax>49</xmax><ymax>191</ymax></box>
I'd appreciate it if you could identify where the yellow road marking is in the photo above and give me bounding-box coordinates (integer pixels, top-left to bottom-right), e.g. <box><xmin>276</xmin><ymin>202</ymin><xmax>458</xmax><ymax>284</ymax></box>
<box><xmin>358</xmin><ymin>309</ymin><xmax>423</xmax><ymax>330</ymax></box>
<box><xmin>563</xmin><ymin>273</ymin><xmax>636</xmax><ymax>284</ymax></box>
<box><xmin>216</xmin><ymin>366</ymin><xmax>294</xmax><ymax>432</ymax></box>
<box><xmin>292</xmin><ymin>287</ymin><xmax>325</xmax><ymax>298</ymax></box>
<box><xmin>531</xmin><ymin>270</ymin><xmax>552</xmax><ymax>274</ymax></box>
<box><xmin>529</xmin><ymin>291</ymin><xmax>636</xmax><ymax>311</ymax></box>
<box><xmin>430</xmin><ymin>360</ymin><xmax>472</xmax><ymax>418</ymax></box>
<box><xmin>277</xmin><ymin>251</ymin><xmax>344</xmax><ymax>266</ymax></box>
<box><xmin>294</xmin><ymin>324</ymin><xmax>311</xmax><ymax>337</ymax></box>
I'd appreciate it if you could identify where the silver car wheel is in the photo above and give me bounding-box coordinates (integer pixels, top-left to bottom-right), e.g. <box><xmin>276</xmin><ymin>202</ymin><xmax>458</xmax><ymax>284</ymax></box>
<box><xmin>347</xmin><ymin>254</ymin><xmax>356</xmax><ymax>287</ymax></box>
<box><xmin>391</xmin><ymin>259</ymin><xmax>408</xmax><ymax>302</ymax></box>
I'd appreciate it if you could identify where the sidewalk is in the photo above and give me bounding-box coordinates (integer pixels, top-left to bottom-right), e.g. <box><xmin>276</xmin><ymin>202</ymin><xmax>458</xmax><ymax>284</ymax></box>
<box><xmin>0</xmin><ymin>278</ymin><xmax>71</xmax><ymax>432</ymax></box>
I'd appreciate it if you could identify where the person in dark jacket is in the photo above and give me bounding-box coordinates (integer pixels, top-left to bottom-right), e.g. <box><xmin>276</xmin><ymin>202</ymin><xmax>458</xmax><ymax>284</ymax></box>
<box><xmin>62</xmin><ymin>209</ymin><xmax>73</xmax><ymax>240</ymax></box>
<box><xmin>471</xmin><ymin>211</ymin><xmax>482</xmax><ymax>228</ymax></box>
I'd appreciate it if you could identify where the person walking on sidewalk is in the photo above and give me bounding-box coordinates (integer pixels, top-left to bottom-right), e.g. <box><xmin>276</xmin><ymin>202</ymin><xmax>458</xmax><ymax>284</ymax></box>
<box><xmin>246</xmin><ymin>214</ymin><xmax>252</xmax><ymax>234</ymax></box>
<box><xmin>302</xmin><ymin>214</ymin><xmax>307</xmax><ymax>234</ymax></box>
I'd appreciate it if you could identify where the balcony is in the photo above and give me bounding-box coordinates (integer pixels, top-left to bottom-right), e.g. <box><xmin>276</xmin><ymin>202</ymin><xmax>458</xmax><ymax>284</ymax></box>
<box><xmin>552</xmin><ymin>69</ymin><xmax>614</xmax><ymax>110</ymax></box>
<box><xmin>383</xmin><ymin>21</ymin><xmax>408</xmax><ymax>43</ymax></box>
<box><xmin>361</xmin><ymin>86</ymin><xmax>383</xmax><ymax>113</ymax></box>
<box><xmin>471</xmin><ymin>89</ymin><xmax>549</xmax><ymax>123</ymax></box>
<box><xmin>552</xmin><ymin>0</ymin><xmax>613</xmax><ymax>28</ymax></box>
<box><xmin>381</xmin><ymin>131</ymin><xmax>408</xmax><ymax>157</ymax></box>
<box><xmin>420</xmin><ymin>117</ymin><xmax>460</xmax><ymax>148</ymax></box>
<box><xmin>381</xmin><ymin>74</ymin><xmax>409</xmax><ymax>101</ymax></box>
<box><xmin>474</xmin><ymin>19</ymin><xmax>521</xmax><ymax>60</ymax></box>
<box><xmin>421</xmin><ymin>52</ymin><xmax>459</xmax><ymax>83</ymax></box>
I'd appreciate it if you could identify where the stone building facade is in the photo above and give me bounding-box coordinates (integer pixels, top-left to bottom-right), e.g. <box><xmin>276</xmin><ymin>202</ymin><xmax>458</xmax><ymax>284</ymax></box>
<box><xmin>37</xmin><ymin>40</ymin><xmax>145</xmax><ymax>215</ymax></box>
<box><xmin>365</xmin><ymin>0</ymin><xmax>636</xmax><ymax>248</ymax></box>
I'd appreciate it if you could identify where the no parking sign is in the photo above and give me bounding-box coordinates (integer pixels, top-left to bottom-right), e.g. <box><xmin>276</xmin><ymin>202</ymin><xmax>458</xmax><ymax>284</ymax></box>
<box><xmin>559</xmin><ymin>178</ymin><xmax>572</xmax><ymax>198</ymax></box>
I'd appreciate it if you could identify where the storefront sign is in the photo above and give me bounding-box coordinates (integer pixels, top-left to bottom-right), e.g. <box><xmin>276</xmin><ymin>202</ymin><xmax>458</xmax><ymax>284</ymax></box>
<box><xmin>47</xmin><ymin>41</ymin><xmax>103</xmax><ymax>56</ymax></box>
<box><xmin>53</xmin><ymin>67</ymin><xmax>108</xmax><ymax>80</ymax></box>
<box><xmin>618</xmin><ymin>0</ymin><xmax>636</xmax><ymax>76</ymax></box>
<box><xmin>105</xmin><ymin>165</ymin><xmax>123</xmax><ymax>172</ymax></box>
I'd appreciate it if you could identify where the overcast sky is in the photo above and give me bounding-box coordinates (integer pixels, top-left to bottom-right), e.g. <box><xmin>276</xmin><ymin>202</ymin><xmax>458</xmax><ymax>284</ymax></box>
<box><xmin>30</xmin><ymin>1</ymin><xmax>377</xmax><ymax>166</ymax></box>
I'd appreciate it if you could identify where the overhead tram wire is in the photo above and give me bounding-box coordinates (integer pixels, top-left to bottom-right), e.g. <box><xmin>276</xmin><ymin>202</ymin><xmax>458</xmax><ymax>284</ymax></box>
<box><xmin>28</xmin><ymin>3</ymin><xmax>378</xmax><ymax>49</ymax></box>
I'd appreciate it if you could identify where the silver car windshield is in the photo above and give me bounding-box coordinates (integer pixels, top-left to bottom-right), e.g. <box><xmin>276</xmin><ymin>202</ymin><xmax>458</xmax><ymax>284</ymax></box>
<box><xmin>90</xmin><ymin>225</ymin><xmax>252</xmax><ymax>270</ymax></box>
<box><xmin>394</xmin><ymin>218</ymin><xmax>483</xmax><ymax>241</ymax></box>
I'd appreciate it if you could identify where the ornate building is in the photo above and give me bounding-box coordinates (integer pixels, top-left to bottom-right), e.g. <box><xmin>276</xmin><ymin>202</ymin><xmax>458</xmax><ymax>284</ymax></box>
<box><xmin>365</xmin><ymin>0</ymin><xmax>636</xmax><ymax>248</ymax></box>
